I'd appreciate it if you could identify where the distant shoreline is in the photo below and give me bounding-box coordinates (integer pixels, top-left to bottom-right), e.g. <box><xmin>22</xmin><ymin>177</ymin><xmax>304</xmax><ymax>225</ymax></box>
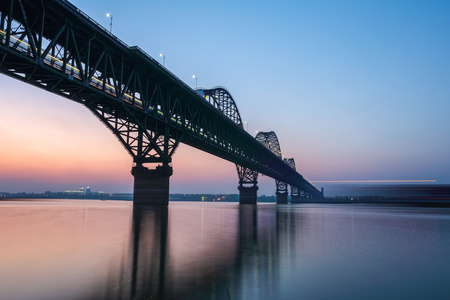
<box><xmin>2</xmin><ymin>197</ymin><xmax>450</xmax><ymax>208</ymax></box>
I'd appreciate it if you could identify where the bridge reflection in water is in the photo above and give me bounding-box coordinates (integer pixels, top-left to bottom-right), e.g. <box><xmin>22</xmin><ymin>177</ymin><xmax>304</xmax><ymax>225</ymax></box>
<box><xmin>0</xmin><ymin>201</ymin><xmax>284</xmax><ymax>299</ymax></box>
<box><xmin>1</xmin><ymin>200</ymin><xmax>450</xmax><ymax>299</ymax></box>
<box><xmin>128</xmin><ymin>204</ymin><xmax>282</xmax><ymax>299</ymax></box>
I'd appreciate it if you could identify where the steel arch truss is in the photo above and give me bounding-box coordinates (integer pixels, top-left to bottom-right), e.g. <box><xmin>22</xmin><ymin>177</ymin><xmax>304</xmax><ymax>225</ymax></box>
<box><xmin>255</xmin><ymin>131</ymin><xmax>282</xmax><ymax>158</ymax></box>
<box><xmin>283</xmin><ymin>158</ymin><xmax>299</xmax><ymax>197</ymax></box>
<box><xmin>202</xmin><ymin>87</ymin><xmax>258</xmax><ymax>188</ymax></box>
<box><xmin>256</xmin><ymin>131</ymin><xmax>288</xmax><ymax>195</ymax></box>
<box><xmin>201</xmin><ymin>87</ymin><xmax>243</xmax><ymax>127</ymax></box>
<box><xmin>283</xmin><ymin>157</ymin><xmax>312</xmax><ymax>199</ymax></box>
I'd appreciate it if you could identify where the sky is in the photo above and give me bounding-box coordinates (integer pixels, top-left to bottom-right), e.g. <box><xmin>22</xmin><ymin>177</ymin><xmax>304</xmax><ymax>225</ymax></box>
<box><xmin>0</xmin><ymin>0</ymin><xmax>449</xmax><ymax>196</ymax></box>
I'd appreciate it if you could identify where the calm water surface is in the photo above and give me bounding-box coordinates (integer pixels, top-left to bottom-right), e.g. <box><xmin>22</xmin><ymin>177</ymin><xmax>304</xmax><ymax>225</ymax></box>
<box><xmin>1</xmin><ymin>200</ymin><xmax>450</xmax><ymax>300</ymax></box>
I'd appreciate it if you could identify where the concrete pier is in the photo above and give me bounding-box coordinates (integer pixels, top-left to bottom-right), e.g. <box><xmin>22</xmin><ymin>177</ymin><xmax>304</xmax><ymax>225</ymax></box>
<box><xmin>276</xmin><ymin>192</ymin><xmax>288</xmax><ymax>204</ymax></box>
<box><xmin>131</xmin><ymin>165</ymin><xmax>173</xmax><ymax>205</ymax></box>
<box><xmin>291</xmin><ymin>195</ymin><xmax>301</xmax><ymax>204</ymax></box>
<box><xmin>238</xmin><ymin>185</ymin><xmax>258</xmax><ymax>204</ymax></box>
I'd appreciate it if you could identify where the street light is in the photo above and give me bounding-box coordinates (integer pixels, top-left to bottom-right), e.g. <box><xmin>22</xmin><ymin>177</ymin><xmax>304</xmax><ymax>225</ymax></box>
<box><xmin>160</xmin><ymin>53</ymin><xmax>165</xmax><ymax>66</ymax></box>
<box><xmin>244</xmin><ymin>121</ymin><xmax>248</xmax><ymax>131</ymax></box>
<box><xmin>192</xmin><ymin>75</ymin><xmax>197</xmax><ymax>89</ymax></box>
<box><xmin>106</xmin><ymin>13</ymin><xmax>113</xmax><ymax>32</ymax></box>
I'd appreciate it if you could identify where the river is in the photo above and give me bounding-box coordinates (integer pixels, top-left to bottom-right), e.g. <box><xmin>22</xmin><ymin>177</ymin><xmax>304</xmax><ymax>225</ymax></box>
<box><xmin>1</xmin><ymin>200</ymin><xmax>449</xmax><ymax>300</ymax></box>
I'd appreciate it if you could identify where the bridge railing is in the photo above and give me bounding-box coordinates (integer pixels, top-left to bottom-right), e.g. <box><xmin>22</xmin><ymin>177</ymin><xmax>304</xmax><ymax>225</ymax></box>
<box><xmin>60</xmin><ymin>0</ymin><xmax>194</xmax><ymax>97</ymax></box>
<box><xmin>60</xmin><ymin>0</ymin><xmax>128</xmax><ymax>49</ymax></box>
<box><xmin>57</xmin><ymin>0</ymin><xmax>196</xmax><ymax>106</ymax></box>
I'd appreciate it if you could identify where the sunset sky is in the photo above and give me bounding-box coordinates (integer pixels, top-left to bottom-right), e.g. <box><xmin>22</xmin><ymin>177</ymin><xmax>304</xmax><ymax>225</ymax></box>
<box><xmin>1</xmin><ymin>0</ymin><xmax>449</xmax><ymax>196</ymax></box>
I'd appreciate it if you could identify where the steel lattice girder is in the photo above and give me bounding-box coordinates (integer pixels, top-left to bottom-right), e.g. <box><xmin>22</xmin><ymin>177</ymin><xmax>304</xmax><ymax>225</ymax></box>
<box><xmin>202</xmin><ymin>87</ymin><xmax>243</xmax><ymax>127</ymax></box>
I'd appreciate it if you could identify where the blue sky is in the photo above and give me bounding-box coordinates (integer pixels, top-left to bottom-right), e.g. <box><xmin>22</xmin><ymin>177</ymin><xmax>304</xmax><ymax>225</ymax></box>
<box><xmin>1</xmin><ymin>0</ymin><xmax>449</xmax><ymax>195</ymax></box>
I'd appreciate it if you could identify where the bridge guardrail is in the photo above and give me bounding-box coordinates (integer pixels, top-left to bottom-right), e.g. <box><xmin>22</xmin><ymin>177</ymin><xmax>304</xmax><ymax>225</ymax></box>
<box><xmin>60</xmin><ymin>0</ymin><xmax>193</xmax><ymax>96</ymax></box>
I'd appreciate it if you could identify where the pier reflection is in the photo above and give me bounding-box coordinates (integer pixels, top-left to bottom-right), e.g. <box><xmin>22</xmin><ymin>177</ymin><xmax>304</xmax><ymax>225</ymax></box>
<box><xmin>230</xmin><ymin>204</ymin><xmax>280</xmax><ymax>299</ymax></box>
<box><xmin>127</xmin><ymin>204</ymin><xmax>287</xmax><ymax>299</ymax></box>
<box><xmin>127</xmin><ymin>203</ymin><xmax>241</xmax><ymax>299</ymax></box>
<box><xmin>129</xmin><ymin>205</ymin><xmax>168</xmax><ymax>299</ymax></box>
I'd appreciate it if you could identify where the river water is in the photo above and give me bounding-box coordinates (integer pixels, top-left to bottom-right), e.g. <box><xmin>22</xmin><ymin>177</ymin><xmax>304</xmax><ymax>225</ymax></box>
<box><xmin>1</xmin><ymin>200</ymin><xmax>450</xmax><ymax>300</ymax></box>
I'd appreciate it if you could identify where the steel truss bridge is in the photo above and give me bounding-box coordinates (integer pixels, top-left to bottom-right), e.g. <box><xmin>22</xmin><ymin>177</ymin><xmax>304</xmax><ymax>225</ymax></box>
<box><xmin>0</xmin><ymin>0</ymin><xmax>323</xmax><ymax>204</ymax></box>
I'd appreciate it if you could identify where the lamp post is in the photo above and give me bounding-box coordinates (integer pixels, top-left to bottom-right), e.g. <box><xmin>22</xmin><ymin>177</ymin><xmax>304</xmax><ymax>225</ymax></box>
<box><xmin>244</xmin><ymin>121</ymin><xmax>248</xmax><ymax>131</ymax></box>
<box><xmin>106</xmin><ymin>13</ymin><xmax>113</xmax><ymax>32</ymax></box>
<box><xmin>160</xmin><ymin>53</ymin><xmax>165</xmax><ymax>66</ymax></box>
<box><xmin>192</xmin><ymin>75</ymin><xmax>197</xmax><ymax>89</ymax></box>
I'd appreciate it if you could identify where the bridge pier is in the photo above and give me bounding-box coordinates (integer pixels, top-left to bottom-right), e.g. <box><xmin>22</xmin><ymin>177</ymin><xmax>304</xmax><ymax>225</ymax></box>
<box><xmin>131</xmin><ymin>165</ymin><xmax>173</xmax><ymax>205</ymax></box>
<box><xmin>276</xmin><ymin>192</ymin><xmax>288</xmax><ymax>204</ymax></box>
<box><xmin>236</xmin><ymin>165</ymin><xmax>258</xmax><ymax>205</ymax></box>
<box><xmin>238</xmin><ymin>185</ymin><xmax>258</xmax><ymax>204</ymax></box>
<box><xmin>291</xmin><ymin>195</ymin><xmax>301</xmax><ymax>204</ymax></box>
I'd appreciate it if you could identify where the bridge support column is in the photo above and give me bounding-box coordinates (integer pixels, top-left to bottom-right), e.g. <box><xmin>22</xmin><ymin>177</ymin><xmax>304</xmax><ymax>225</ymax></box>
<box><xmin>276</xmin><ymin>180</ymin><xmax>288</xmax><ymax>204</ymax></box>
<box><xmin>291</xmin><ymin>195</ymin><xmax>301</xmax><ymax>204</ymax></box>
<box><xmin>132</xmin><ymin>165</ymin><xmax>173</xmax><ymax>205</ymax></box>
<box><xmin>290</xmin><ymin>185</ymin><xmax>301</xmax><ymax>204</ymax></box>
<box><xmin>236</xmin><ymin>165</ymin><xmax>258</xmax><ymax>205</ymax></box>
<box><xmin>238</xmin><ymin>185</ymin><xmax>258</xmax><ymax>204</ymax></box>
<box><xmin>276</xmin><ymin>192</ymin><xmax>288</xmax><ymax>204</ymax></box>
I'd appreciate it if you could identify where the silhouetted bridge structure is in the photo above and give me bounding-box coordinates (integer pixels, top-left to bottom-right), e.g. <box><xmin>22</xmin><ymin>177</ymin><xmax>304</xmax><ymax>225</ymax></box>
<box><xmin>0</xmin><ymin>0</ymin><xmax>323</xmax><ymax>204</ymax></box>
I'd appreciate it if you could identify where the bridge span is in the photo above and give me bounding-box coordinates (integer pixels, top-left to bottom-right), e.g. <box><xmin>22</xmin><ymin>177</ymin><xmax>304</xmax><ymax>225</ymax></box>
<box><xmin>0</xmin><ymin>0</ymin><xmax>323</xmax><ymax>204</ymax></box>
